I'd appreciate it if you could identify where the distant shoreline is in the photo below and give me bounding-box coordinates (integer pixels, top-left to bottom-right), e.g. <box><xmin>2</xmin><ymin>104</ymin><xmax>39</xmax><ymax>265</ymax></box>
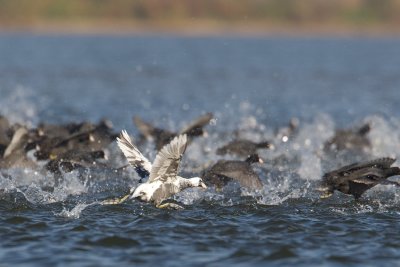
<box><xmin>1</xmin><ymin>21</ymin><xmax>400</xmax><ymax>37</ymax></box>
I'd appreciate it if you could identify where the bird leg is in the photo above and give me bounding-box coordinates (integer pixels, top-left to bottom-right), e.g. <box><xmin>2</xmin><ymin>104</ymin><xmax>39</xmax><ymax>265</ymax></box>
<box><xmin>319</xmin><ymin>191</ymin><xmax>333</xmax><ymax>199</ymax></box>
<box><xmin>316</xmin><ymin>186</ymin><xmax>333</xmax><ymax>199</ymax></box>
<box><xmin>100</xmin><ymin>193</ymin><xmax>130</xmax><ymax>205</ymax></box>
<box><xmin>156</xmin><ymin>201</ymin><xmax>184</xmax><ymax>210</ymax></box>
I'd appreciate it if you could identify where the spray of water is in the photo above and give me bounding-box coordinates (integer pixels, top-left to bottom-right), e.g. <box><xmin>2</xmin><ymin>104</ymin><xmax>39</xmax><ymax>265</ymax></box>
<box><xmin>1</xmin><ymin>92</ymin><xmax>400</xmax><ymax>217</ymax></box>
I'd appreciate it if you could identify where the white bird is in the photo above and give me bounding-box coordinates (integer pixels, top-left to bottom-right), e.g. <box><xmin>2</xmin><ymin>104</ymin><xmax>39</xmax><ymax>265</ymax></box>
<box><xmin>103</xmin><ymin>130</ymin><xmax>207</xmax><ymax>208</ymax></box>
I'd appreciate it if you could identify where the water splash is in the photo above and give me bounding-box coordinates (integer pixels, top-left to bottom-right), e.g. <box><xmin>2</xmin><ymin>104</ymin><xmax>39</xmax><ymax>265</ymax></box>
<box><xmin>56</xmin><ymin>203</ymin><xmax>96</xmax><ymax>219</ymax></box>
<box><xmin>0</xmin><ymin>86</ymin><xmax>44</xmax><ymax>127</ymax></box>
<box><xmin>366</xmin><ymin>115</ymin><xmax>400</xmax><ymax>159</ymax></box>
<box><xmin>2</xmin><ymin>108</ymin><xmax>400</xmax><ymax>214</ymax></box>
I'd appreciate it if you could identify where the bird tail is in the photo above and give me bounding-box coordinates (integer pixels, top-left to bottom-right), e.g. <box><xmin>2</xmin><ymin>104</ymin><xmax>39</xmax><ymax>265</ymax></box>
<box><xmin>384</xmin><ymin>167</ymin><xmax>400</xmax><ymax>178</ymax></box>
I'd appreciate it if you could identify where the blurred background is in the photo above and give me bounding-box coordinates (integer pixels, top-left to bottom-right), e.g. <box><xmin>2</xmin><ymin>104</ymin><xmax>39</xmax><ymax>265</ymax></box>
<box><xmin>1</xmin><ymin>0</ymin><xmax>400</xmax><ymax>130</ymax></box>
<box><xmin>1</xmin><ymin>0</ymin><xmax>400</xmax><ymax>35</ymax></box>
<box><xmin>2</xmin><ymin>3</ymin><xmax>400</xmax><ymax>266</ymax></box>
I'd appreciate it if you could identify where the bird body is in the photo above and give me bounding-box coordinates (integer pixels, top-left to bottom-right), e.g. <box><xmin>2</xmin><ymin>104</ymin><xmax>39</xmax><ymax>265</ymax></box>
<box><xmin>216</xmin><ymin>139</ymin><xmax>272</xmax><ymax>157</ymax></box>
<box><xmin>113</xmin><ymin>130</ymin><xmax>206</xmax><ymax>207</ymax></box>
<box><xmin>320</xmin><ymin>157</ymin><xmax>400</xmax><ymax>199</ymax></box>
<box><xmin>203</xmin><ymin>154</ymin><xmax>264</xmax><ymax>190</ymax></box>
<box><xmin>133</xmin><ymin>113</ymin><xmax>213</xmax><ymax>151</ymax></box>
<box><xmin>324</xmin><ymin>123</ymin><xmax>371</xmax><ymax>153</ymax></box>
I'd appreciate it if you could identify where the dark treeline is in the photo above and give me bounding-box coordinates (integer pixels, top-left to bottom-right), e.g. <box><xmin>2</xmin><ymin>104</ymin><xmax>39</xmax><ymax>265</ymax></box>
<box><xmin>1</xmin><ymin>0</ymin><xmax>400</xmax><ymax>31</ymax></box>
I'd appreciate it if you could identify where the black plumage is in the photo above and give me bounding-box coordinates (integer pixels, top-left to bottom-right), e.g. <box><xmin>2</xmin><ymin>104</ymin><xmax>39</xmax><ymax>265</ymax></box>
<box><xmin>133</xmin><ymin>113</ymin><xmax>213</xmax><ymax>151</ymax></box>
<box><xmin>203</xmin><ymin>154</ymin><xmax>264</xmax><ymax>190</ymax></box>
<box><xmin>216</xmin><ymin>139</ymin><xmax>273</xmax><ymax>157</ymax></box>
<box><xmin>320</xmin><ymin>157</ymin><xmax>400</xmax><ymax>199</ymax></box>
<box><xmin>324</xmin><ymin>123</ymin><xmax>371</xmax><ymax>153</ymax></box>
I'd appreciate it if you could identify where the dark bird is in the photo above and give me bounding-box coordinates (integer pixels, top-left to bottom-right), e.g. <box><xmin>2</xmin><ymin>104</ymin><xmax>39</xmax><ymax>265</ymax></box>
<box><xmin>133</xmin><ymin>113</ymin><xmax>213</xmax><ymax>151</ymax></box>
<box><xmin>45</xmin><ymin>150</ymin><xmax>106</xmax><ymax>174</ymax></box>
<box><xmin>0</xmin><ymin>115</ymin><xmax>11</xmax><ymax>157</ymax></box>
<box><xmin>203</xmin><ymin>154</ymin><xmax>264</xmax><ymax>190</ymax></box>
<box><xmin>34</xmin><ymin>119</ymin><xmax>117</xmax><ymax>160</ymax></box>
<box><xmin>319</xmin><ymin>157</ymin><xmax>400</xmax><ymax>199</ymax></box>
<box><xmin>324</xmin><ymin>123</ymin><xmax>371</xmax><ymax>153</ymax></box>
<box><xmin>0</xmin><ymin>127</ymin><xmax>37</xmax><ymax>169</ymax></box>
<box><xmin>276</xmin><ymin>117</ymin><xmax>300</xmax><ymax>143</ymax></box>
<box><xmin>216</xmin><ymin>139</ymin><xmax>273</xmax><ymax>157</ymax></box>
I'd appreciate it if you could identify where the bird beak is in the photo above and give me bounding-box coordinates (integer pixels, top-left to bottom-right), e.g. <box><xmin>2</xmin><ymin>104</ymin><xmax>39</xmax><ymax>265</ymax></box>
<box><xmin>200</xmin><ymin>182</ymin><xmax>207</xmax><ymax>189</ymax></box>
<box><xmin>202</xmin><ymin>131</ymin><xmax>209</xmax><ymax>138</ymax></box>
<box><xmin>128</xmin><ymin>187</ymin><xmax>137</xmax><ymax>199</ymax></box>
<box><xmin>258</xmin><ymin>158</ymin><xmax>264</xmax><ymax>164</ymax></box>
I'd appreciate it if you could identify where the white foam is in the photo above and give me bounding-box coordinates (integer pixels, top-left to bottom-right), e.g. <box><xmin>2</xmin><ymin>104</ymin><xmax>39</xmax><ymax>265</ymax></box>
<box><xmin>56</xmin><ymin>203</ymin><xmax>96</xmax><ymax>219</ymax></box>
<box><xmin>0</xmin><ymin>86</ymin><xmax>43</xmax><ymax>127</ymax></box>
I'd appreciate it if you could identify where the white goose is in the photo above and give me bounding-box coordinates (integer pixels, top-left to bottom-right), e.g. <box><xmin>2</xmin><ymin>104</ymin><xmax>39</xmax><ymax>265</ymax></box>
<box><xmin>103</xmin><ymin>130</ymin><xmax>206</xmax><ymax>208</ymax></box>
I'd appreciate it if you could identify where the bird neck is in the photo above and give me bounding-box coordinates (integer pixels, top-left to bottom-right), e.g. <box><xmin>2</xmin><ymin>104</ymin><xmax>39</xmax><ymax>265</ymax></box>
<box><xmin>178</xmin><ymin>176</ymin><xmax>200</xmax><ymax>188</ymax></box>
<box><xmin>245</xmin><ymin>154</ymin><xmax>260</xmax><ymax>164</ymax></box>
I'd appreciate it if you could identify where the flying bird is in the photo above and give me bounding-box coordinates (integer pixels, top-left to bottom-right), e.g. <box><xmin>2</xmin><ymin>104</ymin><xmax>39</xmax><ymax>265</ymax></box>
<box><xmin>103</xmin><ymin>130</ymin><xmax>207</xmax><ymax>209</ymax></box>
<box><xmin>216</xmin><ymin>139</ymin><xmax>273</xmax><ymax>157</ymax></box>
<box><xmin>203</xmin><ymin>154</ymin><xmax>264</xmax><ymax>190</ymax></box>
<box><xmin>319</xmin><ymin>157</ymin><xmax>400</xmax><ymax>199</ymax></box>
<box><xmin>133</xmin><ymin>113</ymin><xmax>213</xmax><ymax>150</ymax></box>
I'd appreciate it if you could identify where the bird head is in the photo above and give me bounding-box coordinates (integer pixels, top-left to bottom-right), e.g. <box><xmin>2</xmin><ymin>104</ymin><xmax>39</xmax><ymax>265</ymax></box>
<box><xmin>188</xmin><ymin>177</ymin><xmax>207</xmax><ymax>189</ymax></box>
<box><xmin>246</xmin><ymin>154</ymin><xmax>264</xmax><ymax>164</ymax></box>
<box><xmin>130</xmin><ymin>183</ymin><xmax>151</xmax><ymax>201</ymax></box>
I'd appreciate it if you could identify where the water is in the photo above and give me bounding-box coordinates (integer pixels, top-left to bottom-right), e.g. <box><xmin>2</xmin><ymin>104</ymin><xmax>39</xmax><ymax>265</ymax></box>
<box><xmin>1</xmin><ymin>33</ymin><xmax>400</xmax><ymax>266</ymax></box>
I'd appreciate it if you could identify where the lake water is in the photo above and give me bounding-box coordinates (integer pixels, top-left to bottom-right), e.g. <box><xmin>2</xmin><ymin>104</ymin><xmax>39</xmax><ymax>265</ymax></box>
<box><xmin>1</xmin><ymin>33</ymin><xmax>400</xmax><ymax>266</ymax></box>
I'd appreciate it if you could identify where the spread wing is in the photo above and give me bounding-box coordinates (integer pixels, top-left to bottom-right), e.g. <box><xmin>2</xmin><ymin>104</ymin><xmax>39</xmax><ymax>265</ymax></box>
<box><xmin>217</xmin><ymin>170</ymin><xmax>262</xmax><ymax>189</ymax></box>
<box><xmin>350</xmin><ymin>168</ymin><xmax>386</xmax><ymax>185</ymax></box>
<box><xmin>349</xmin><ymin>157</ymin><xmax>395</xmax><ymax>170</ymax></box>
<box><xmin>149</xmin><ymin>134</ymin><xmax>187</xmax><ymax>182</ymax></box>
<box><xmin>324</xmin><ymin>157</ymin><xmax>396</xmax><ymax>178</ymax></box>
<box><xmin>133</xmin><ymin>116</ymin><xmax>156</xmax><ymax>139</ymax></box>
<box><xmin>180</xmin><ymin>113</ymin><xmax>213</xmax><ymax>136</ymax></box>
<box><xmin>116</xmin><ymin>130</ymin><xmax>152</xmax><ymax>178</ymax></box>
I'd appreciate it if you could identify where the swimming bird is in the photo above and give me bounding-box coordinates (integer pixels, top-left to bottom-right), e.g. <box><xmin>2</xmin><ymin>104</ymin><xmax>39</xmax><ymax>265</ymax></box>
<box><xmin>203</xmin><ymin>154</ymin><xmax>264</xmax><ymax>190</ymax></box>
<box><xmin>133</xmin><ymin>113</ymin><xmax>213</xmax><ymax>151</ymax></box>
<box><xmin>319</xmin><ymin>157</ymin><xmax>400</xmax><ymax>199</ymax></box>
<box><xmin>104</xmin><ymin>130</ymin><xmax>207</xmax><ymax>208</ymax></box>
<box><xmin>276</xmin><ymin>117</ymin><xmax>300</xmax><ymax>143</ymax></box>
<box><xmin>34</xmin><ymin>119</ymin><xmax>117</xmax><ymax>160</ymax></box>
<box><xmin>0</xmin><ymin>115</ymin><xmax>11</xmax><ymax>157</ymax></box>
<box><xmin>45</xmin><ymin>150</ymin><xmax>106</xmax><ymax>174</ymax></box>
<box><xmin>324</xmin><ymin>123</ymin><xmax>371</xmax><ymax>153</ymax></box>
<box><xmin>0</xmin><ymin>127</ymin><xmax>37</xmax><ymax>169</ymax></box>
<box><xmin>216</xmin><ymin>139</ymin><xmax>273</xmax><ymax>157</ymax></box>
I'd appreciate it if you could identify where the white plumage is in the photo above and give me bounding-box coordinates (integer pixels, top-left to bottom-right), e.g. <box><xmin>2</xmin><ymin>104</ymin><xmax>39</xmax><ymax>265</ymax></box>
<box><xmin>116</xmin><ymin>130</ymin><xmax>207</xmax><ymax>207</ymax></box>
<box><xmin>117</xmin><ymin>130</ymin><xmax>152</xmax><ymax>178</ymax></box>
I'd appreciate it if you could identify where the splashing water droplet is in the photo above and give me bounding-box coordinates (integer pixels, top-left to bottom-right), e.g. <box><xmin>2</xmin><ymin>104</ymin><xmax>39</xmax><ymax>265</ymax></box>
<box><xmin>56</xmin><ymin>203</ymin><xmax>97</xmax><ymax>219</ymax></box>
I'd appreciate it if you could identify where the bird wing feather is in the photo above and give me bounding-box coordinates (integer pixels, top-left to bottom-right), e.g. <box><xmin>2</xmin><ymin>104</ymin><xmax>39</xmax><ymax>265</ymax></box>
<box><xmin>116</xmin><ymin>130</ymin><xmax>152</xmax><ymax>178</ymax></box>
<box><xmin>133</xmin><ymin>116</ymin><xmax>158</xmax><ymax>139</ymax></box>
<box><xmin>149</xmin><ymin>134</ymin><xmax>187</xmax><ymax>182</ymax></box>
<box><xmin>324</xmin><ymin>157</ymin><xmax>396</xmax><ymax>179</ymax></box>
<box><xmin>180</xmin><ymin>113</ymin><xmax>213</xmax><ymax>135</ymax></box>
<box><xmin>208</xmin><ymin>161</ymin><xmax>263</xmax><ymax>189</ymax></box>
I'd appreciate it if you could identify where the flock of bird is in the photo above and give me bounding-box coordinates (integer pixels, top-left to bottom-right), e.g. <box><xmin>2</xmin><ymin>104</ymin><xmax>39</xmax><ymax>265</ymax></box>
<box><xmin>1</xmin><ymin>113</ymin><xmax>399</xmax><ymax>209</ymax></box>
